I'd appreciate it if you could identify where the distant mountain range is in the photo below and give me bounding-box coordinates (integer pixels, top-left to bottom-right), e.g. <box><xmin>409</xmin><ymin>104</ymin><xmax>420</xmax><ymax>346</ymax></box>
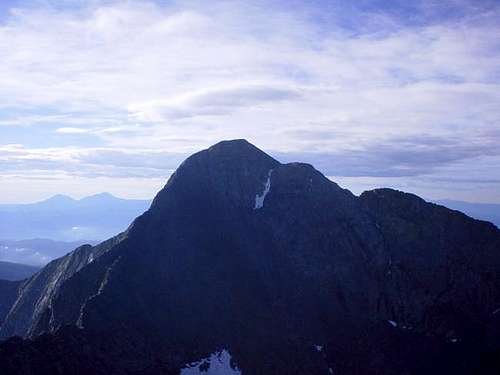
<box><xmin>0</xmin><ymin>193</ymin><xmax>151</xmax><ymax>241</ymax></box>
<box><xmin>0</xmin><ymin>261</ymin><xmax>40</xmax><ymax>281</ymax></box>
<box><xmin>0</xmin><ymin>140</ymin><xmax>498</xmax><ymax>375</ymax></box>
<box><xmin>435</xmin><ymin>200</ymin><xmax>500</xmax><ymax>228</ymax></box>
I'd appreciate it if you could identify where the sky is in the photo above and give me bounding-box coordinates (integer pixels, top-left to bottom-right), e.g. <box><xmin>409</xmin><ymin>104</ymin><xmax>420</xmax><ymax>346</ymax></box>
<box><xmin>0</xmin><ymin>0</ymin><xmax>499</xmax><ymax>203</ymax></box>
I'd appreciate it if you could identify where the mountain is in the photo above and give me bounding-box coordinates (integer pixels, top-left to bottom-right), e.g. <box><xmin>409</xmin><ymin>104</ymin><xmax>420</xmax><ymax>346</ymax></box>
<box><xmin>0</xmin><ymin>261</ymin><xmax>40</xmax><ymax>281</ymax></box>
<box><xmin>0</xmin><ymin>139</ymin><xmax>499</xmax><ymax>375</ymax></box>
<box><xmin>436</xmin><ymin>199</ymin><xmax>500</xmax><ymax>228</ymax></box>
<box><xmin>0</xmin><ymin>280</ymin><xmax>20</xmax><ymax>327</ymax></box>
<box><xmin>0</xmin><ymin>193</ymin><xmax>151</xmax><ymax>241</ymax></box>
<box><xmin>0</xmin><ymin>238</ymin><xmax>99</xmax><ymax>266</ymax></box>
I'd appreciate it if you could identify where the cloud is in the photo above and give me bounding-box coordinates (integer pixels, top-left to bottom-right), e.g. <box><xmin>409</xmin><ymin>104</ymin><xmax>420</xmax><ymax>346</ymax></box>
<box><xmin>0</xmin><ymin>0</ymin><xmax>499</xmax><ymax>202</ymax></box>
<box><xmin>275</xmin><ymin>132</ymin><xmax>500</xmax><ymax>177</ymax></box>
<box><xmin>2</xmin><ymin>129</ymin><xmax>498</xmax><ymax>182</ymax></box>
<box><xmin>0</xmin><ymin>144</ymin><xmax>185</xmax><ymax>179</ymax></box>
<box><xmin>55</xmin><ymin>125</ymin><xmax>141</xmax><ymax>136</ymax></box>
<box><xmin>129</xmin><ymin>84</ymin><xmax>302</xmax><ymax>121</ymax></box>
<box><xmin>56</xmin><ymin>127</ymin><xmax>89</xmax><ymax>134</ymax></box>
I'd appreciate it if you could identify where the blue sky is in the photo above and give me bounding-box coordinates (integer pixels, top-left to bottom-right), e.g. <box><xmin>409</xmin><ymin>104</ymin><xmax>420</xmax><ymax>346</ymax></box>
<box><xmin>0</xmin><ymin>0</ymin><xmax>499</xmax><ymax>203</ymax></box>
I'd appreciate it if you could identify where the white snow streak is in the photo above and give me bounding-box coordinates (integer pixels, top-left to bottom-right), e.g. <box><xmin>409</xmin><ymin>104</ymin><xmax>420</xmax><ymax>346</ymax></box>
<box><xmin>181</xmin><ymin>350</ymin><xmax>240</xmax><ymax>375</ymax></box>
<box><xmin>254</xmin><ymin>169</ymin><xmax>273</xmax><ymax>210</ymax></box>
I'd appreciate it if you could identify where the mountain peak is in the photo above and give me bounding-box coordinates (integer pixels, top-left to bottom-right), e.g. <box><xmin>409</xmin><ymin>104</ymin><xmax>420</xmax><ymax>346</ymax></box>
<box><xmin>150</xmin><ymin>139</ymin><xmax>281</xmax><ymax>211</ymax></box>
<box><xmin>46</xmin><ymin>194</ymin><xmax>75</xmax><ymax>203</ymax></box>
<box><xmin>205</xmin><ymin>139</ymin><xmax>277</xmax><ymax>163</ymax></box>
<box><xmin>38</xmin><ymin>194</ymin><xmax>76</xmax><ymax>208</ymax></box>
<box><xmin>207</xmin><ymin>138</ymin><xmax>256</xmax><ymax>153</ymax></box>
<box><xmin>209</xmin><ymin>138</ymin><xmax>252</xmax><ymax>148</ymax></box>
<box><xmin>80</xmin><ymin>192</ymin><xmax>116</xmax><ymax>202</ymax></box>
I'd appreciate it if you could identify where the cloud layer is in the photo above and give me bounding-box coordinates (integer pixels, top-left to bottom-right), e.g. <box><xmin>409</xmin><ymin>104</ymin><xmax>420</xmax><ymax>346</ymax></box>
<box><xmin>0</xmin><ymin>0</ymin><xmax>499</xmax><ymax>202</ymax></box>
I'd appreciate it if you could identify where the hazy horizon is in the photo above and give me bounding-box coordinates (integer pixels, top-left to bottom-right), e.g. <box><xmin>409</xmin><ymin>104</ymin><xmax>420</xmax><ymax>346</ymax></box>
<box><xmin>3</xmin><ymin>183</ymin><xmax>500</xmax><ymax>206</ymax></box>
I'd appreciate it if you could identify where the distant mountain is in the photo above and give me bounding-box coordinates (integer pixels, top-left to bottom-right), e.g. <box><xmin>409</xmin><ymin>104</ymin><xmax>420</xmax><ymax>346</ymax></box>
<box><xmin>436</xmin><ymin>199</ymin><xmax>500</xmax><ymax>228</ymax></box>
<box><xmin>0</xmin><ymin>140</ymin><xmax>499</xmax><ymax>375</ymax></box>
<box><xmin>0</xmin><ymin>193</ymin><xmax>151</xmax><ymax>241</ymax></box>
<box><xmin>0</xmin><ymin>261</ymin><xmax>40</xmax><ymax>281</ymax></box>
<box><xmin>0</xmin><ymin>238</ymin><xmax>98</xmax><ymax>266</ymax></box>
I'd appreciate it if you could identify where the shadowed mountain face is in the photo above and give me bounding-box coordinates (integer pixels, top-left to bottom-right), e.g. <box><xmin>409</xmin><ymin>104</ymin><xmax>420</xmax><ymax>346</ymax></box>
<box><xmin>436</xmin><ymin>199</ymin><xmax>500</xmax><ymax>228</ymax></box>
<box><xmin>0</xmin><ymin>280</ymin><xmax>20</xmax><ymax>327</ymax></box>
<box><xmin>0</xmin><ymin>140</ymin><xmax>499</xmax><ymax>375</ymax></box>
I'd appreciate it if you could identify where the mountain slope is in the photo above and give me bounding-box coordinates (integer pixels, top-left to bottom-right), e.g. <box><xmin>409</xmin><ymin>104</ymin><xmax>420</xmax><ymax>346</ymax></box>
<box><xmin>0</xmin><ymin>193</ymin><xmax>150</xmax><ymax>241</ymax></box>
<box><xmin>0</xmin><ymin>280</ymin><xmax>20</xmax><ymax>327</ymax></box>
<box><xmin>1</xmin><ymin>140</ymin><xmax>499</xmax><ymax>375</ymax></box>
<box><xmin>0</xmin><ymin>261</ymin><xmax>40</xmax><ymax>281</ymax></box>
<box><xmin>0</xmin><ymin>234</ymin><xmax>126</xmax><ymax>339</ymax></box>
<box><xmin>436</xmin><ymin>199</ymin><xmax>500</xmax><ymax>228</ymax></box>
<box><xmin>361</xmin><ymin>189</ymin><xmax>500</xmax><ymax>333</ymax></box>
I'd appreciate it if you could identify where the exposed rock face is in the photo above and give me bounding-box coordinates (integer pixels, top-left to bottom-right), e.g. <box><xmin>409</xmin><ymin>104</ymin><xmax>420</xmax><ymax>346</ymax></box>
<box><xmin>360</xmin><ymin>189</ymin><xmax>500</xmax><ymax>335</ymax></box>
<box><xmin>0</xmin><ymin>234</ymin><xmax>126</xmax><ymax>338</ymax></box>
<box><xmin>1</xmin><ymin>139</ymin><xmax>499</xmax><ymax>374</ymax></box>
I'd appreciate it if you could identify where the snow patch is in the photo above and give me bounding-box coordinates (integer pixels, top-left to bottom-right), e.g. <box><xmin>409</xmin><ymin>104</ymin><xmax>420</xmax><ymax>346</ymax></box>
<box><xmin>387</xmin><ymin>320</ymin><xmax>398</xmax><ymax>328</ymax></box>
<box><xmin>181</xmin><ymin>350</ymin><xmax>240</xmax><ymax>375</ymax></box>
<box><xmin>254</xmin><ymin>169</ymin><xmax>273</xmax><ymax>210</ymax></box>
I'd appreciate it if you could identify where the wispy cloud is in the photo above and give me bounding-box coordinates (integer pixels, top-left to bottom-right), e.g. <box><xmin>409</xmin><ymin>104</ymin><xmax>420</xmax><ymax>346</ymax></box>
<box><xmin>55</xmin><ymin>127</ymin><xmax>89</xmax><ymax>134</ymax></box>
<box><xmin>0</xmin><ymin>144</ymin><xmax>185</xmax><ymax>179</ymax></box>
<box><xmin>277</xmin><ymin>132</ymin><xmax>500</xmax><ymax>177</ymax></box>
<box><xmin>129</xmin><ymin>83</ymin><xmax>302</xmax><ymax>121</ymax></box>
<box><xmin>0</xmin><ymin>0</ymin><xmax>499</xmax><ymax>202</ymax></box>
